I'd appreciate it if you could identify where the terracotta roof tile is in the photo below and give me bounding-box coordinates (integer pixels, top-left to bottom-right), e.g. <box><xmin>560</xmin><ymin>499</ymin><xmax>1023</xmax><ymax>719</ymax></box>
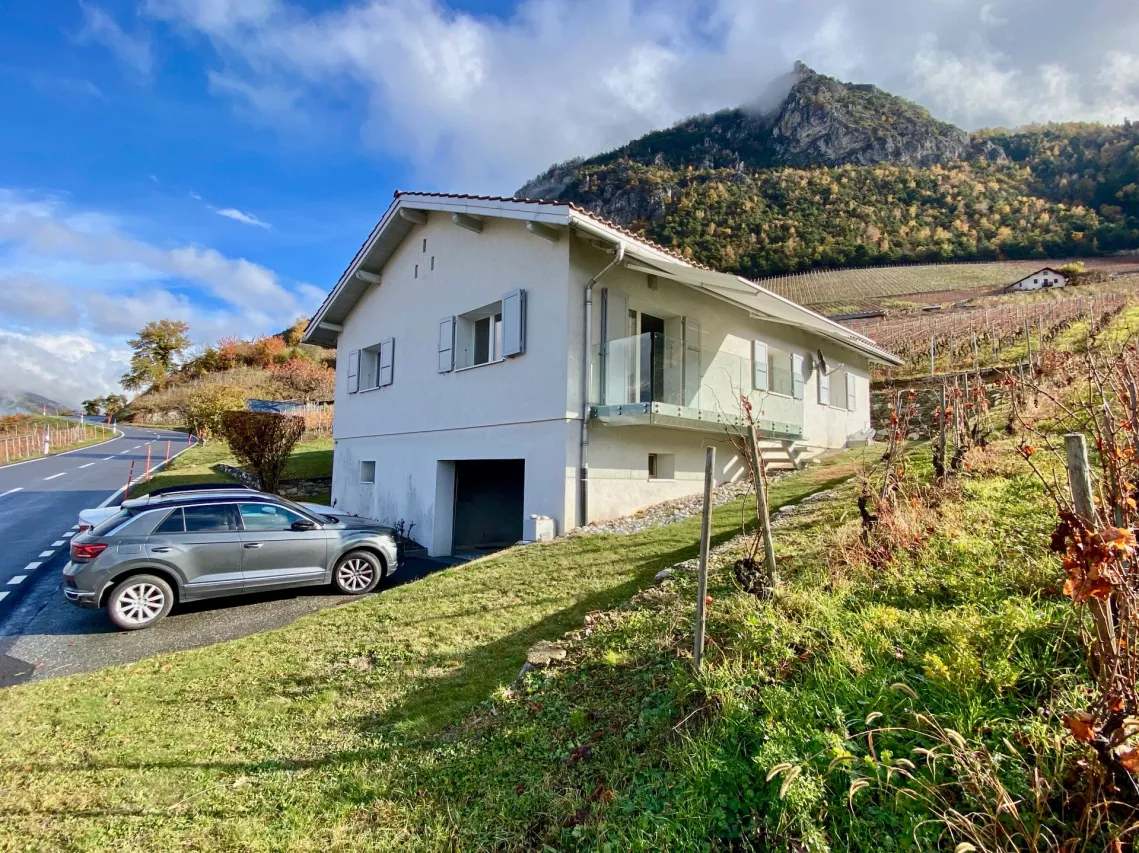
<box><xmin>393</xmin><ymin>190</ymin><xmax>717</xmax><ymax>273</ymax></box>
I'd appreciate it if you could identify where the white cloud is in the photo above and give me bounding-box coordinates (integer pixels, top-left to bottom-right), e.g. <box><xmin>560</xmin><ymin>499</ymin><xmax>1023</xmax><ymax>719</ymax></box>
<box><xmin>143</xmin><ymin>0</ymin><xmax>1139</xmax><ymax>190</ymax></box>
<box><xmin>0</xmin><ymin>189</ymin><xmax>311</xmax><ymax>404</ymax></box>
<box><xmin>74</xmin><ymin>1</ymin><xmax>153</xmax><ymax>78</ymax></box>
<box><xmin>216</xmin><ymin>207</ymin><xmax>273</xmax><ymax>229</ymax></box>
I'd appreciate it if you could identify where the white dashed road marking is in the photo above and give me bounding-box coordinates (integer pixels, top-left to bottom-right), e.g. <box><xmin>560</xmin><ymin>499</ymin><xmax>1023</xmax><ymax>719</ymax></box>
<box><xmin>7</xmin><ymin>576</ymin><xmax>26</xmax><ymax>585</ymax></box>
<box><xmin>70</xmin><ymin>524</ymin><xmax>79</xmax><ymax>530</ymax></box>
<box><xmin>62</xmin><ymin>532</ymin><xmax>74</xmax><ymax>538</ymax></box>
<box><xmin>43</xmin><ymin>473</ymin><xmax>65</xmax><ymax>481</ymax></box>
<box><xmin>38</xmin><ymin>551</ymin><xmax>54</xmax><ymax>558</ymax></box>
<box><xmin>118</xmin><ymin>450</ymin><xmax>130</xmax><ymax>455</ymax></box>
<box><xmin>78</xmin><ymin>462</ymin><xmax>95</xmax><ymax>469</ymax></box>
<box><xmin>0</xmin><ymin>488</ymin><xmax>22</xmax><ymax>498</ymax></box>
<box><xmin>51</xmin><ymin>540</ymin><xmax>65</xmax><ymax>547</ymax></box>
<box><xmin>24</xmin><ymin>562</ymin><xmax>42</xmax><ymax>571</ymax></box>
<box><xmin>103</xmin><ymin>456</ymin><xmax>114</xmax><ymax>461</ymax></box>
<box><xmin>0</xmin><ymin>592</ymin><xmax>8</xmax><ymax>602</ymax></box>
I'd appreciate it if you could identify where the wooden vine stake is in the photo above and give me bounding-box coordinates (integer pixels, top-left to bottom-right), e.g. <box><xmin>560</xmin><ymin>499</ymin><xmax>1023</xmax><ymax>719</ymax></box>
<box><xmin>693</xmin><ymin>445</ymin><xmax>715</xmax><ymax>671</ymax></box>
<box><xmin>1065</xmin><ymin>433</ymin><xmax>1120</xmax><ymax>676</ymax></box>
<box><xmin>746</xmin><ymin>425</ymin><xmax>778</xmax><ymax>587</ymax></box>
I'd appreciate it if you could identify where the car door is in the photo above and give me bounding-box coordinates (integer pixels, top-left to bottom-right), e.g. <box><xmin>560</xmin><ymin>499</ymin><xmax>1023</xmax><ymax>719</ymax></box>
<box><xmin>147</xmin><ymin>504</ymin><xmax>244</xmax><ymax>599</ymax></box>
<box><xmin>237</xmin><ymin>503</ymin><xmax>329</xmax><ymax>591</ymax></box>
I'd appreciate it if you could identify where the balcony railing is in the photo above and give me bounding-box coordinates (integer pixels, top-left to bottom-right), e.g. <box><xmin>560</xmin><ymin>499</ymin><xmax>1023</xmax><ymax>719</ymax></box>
<box><xmin>590</xmin><ymin>333</ymin><xmax>803</xmax><ymax>439</ymax></box>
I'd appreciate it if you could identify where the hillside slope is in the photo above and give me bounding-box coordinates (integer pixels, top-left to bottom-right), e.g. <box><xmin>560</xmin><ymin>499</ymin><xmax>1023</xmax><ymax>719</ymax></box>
<box><xmin>0</xmin><ymin>390</ymin><xmax>69</xmax><ymax>416</ymax></box>
<box><xmin>517</xmin><ymin>65</ymin><xmax>1139</xmax><ymax>278</ymax></box>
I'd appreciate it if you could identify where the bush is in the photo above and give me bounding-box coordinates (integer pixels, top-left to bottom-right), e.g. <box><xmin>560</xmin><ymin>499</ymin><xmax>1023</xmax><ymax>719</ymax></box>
<box><xmin>219</xmin><ymin>411</ymin><xmax>305</xmax><ymax>493</ymax></box>
<box><xmin>188</xmin><ymin>384</ymin><xmax>247</xmax><ymax>440</ymax></box>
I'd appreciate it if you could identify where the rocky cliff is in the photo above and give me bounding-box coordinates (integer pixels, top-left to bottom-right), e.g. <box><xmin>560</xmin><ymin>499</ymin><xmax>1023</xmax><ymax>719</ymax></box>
<box><xmin>518</xmin><ymin>63</ymin><xmax>991</xmax><ymax>200</ymax></box>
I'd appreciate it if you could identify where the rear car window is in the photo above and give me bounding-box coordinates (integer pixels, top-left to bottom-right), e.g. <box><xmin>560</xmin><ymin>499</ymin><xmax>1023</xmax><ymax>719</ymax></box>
<box><xmin>152</xmin><ymin>508</ymin><xmax>185</xmax><ymax>534</ymax></box>
<box><xmin>92</xmin><ymin>510</ymin><xmax>134</xmax><ymax>537</ymax></box>
<box><xmin>182</xmin><ymin>504</ymin><xmax>238</xmax><ymax>532</ymax></box>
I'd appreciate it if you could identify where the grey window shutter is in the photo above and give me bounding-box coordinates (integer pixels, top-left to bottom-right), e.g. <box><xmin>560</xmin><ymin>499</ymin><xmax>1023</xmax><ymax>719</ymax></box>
<box><xmin>818</xmin><ymin>366</ymin><xmax>830</xmax><ymax>406</ymax></box>
<box><xmin>791</xmin><ymin>353</ymin><xmax>804</xmax><ymax>400</ymax></box>
<box><xmin>347</xmin><ymin>350</ymin><xmax>360</xmax><ymax>394</ymax></box>
<box><xmin>438</xmin><ymin>317</ymin><xmax>455</xmax><ymax>372</ymax></box>
<box><xmin>502</xmin><ymin>288</ymin><xmax>526</xmax><ymax>357</ymax></box>
<box><xmin>846</xmin><ymin>372</ymin><xmax>857</xmax><ymax>411</ymax></box>
<box><xmin>752</xmin><ymin>341</ymin><xmax>768</xmax><ymax>391</ymax></box>
<box><xmin>378</xmin><ymin>338</ymin><xmax>394</xmax><ymax>387</ymax></box>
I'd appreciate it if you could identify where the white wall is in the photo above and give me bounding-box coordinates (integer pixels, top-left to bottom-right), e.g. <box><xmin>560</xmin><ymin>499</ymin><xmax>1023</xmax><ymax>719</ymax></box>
<box><xmin>1012</xmin><ymin>271</ymin><xmax>1069</xmax><ymax>291</ymax></box>
<box><xmin>331</xmin><ymin>213</ymin><xmax>576</xmax><ymax>552</ymax></box>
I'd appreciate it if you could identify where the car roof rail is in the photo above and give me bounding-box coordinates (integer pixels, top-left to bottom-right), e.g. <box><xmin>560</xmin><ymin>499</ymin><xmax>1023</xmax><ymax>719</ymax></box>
<box><xmin>145</xmin><ymin>483</ymin><xmax>259</xmax><ymax>497</ymax></box>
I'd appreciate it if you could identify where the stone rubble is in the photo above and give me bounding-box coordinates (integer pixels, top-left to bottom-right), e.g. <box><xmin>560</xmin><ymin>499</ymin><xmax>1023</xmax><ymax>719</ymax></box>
<box><xmin>566</xmin><ymin>470</ymin><xmax>798</xmax><ymax>538</ymax></box>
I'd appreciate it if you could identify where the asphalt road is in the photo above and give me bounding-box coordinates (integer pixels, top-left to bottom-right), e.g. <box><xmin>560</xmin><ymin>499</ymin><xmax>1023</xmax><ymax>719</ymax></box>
<box><xmin>0</xmin><ymin>426</ymin><xmax>449</xmax><ymax>687</ymax></box>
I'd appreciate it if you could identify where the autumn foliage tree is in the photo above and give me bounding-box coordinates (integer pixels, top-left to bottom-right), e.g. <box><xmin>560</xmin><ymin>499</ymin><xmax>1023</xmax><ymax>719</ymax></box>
<box><xmin>220</xmin><ymin>411</ymin><xmax>305</xmax><ymax>493</ymax></box>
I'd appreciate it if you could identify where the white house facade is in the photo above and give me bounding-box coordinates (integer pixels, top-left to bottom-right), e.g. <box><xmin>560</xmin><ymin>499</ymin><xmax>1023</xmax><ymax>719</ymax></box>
<box><xmin>304</xmin><ymin>192</ymin><xmax>901</xmax><ymax>556</ymax></box>
<box><xmin>1007</xmin><ymin>268</ymin><xmax>1069</xmax><ymax>292</ymax></box>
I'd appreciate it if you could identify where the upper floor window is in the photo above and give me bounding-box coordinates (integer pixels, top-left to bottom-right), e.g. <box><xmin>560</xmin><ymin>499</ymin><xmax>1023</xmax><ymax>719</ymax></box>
<box><xmin>438</xmin><ymin>288</ymin><xmax>526</xmax><ymax>373</ymax></box>
<box><xmin>347</xmin><ymin>339</ymin><xmax>394</xmax><ymax>393</ymax></box>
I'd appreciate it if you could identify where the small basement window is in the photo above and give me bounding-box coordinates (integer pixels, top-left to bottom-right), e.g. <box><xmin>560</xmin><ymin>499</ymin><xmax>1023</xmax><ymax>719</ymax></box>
<box><xmin>648</xmin><ymin>453</ymin><xmax>675</xmax><ymax>480</ymax></box>
<box><xmin>360</xmin><ymin>461</ymin><xmax>376</xmax><ymax>484</ymax></box>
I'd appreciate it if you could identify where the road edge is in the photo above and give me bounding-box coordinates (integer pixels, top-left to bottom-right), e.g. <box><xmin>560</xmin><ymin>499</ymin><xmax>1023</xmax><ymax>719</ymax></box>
<box><xmin>0</xmin><ymin>426</ymin><xmax>125</xmax><ymax>472</ymax></box>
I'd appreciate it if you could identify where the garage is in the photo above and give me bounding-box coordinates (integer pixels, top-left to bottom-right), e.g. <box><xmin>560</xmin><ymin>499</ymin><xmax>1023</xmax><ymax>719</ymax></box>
<box><xmin>452</xmin><ymin>459</ymin><xmax>525</xmax><ymax>552</ymax></box>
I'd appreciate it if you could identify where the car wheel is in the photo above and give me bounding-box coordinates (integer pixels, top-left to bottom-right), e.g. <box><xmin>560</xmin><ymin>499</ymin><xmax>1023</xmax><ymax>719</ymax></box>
<box><xmin>107</xmin><ymin>574</ymin><xmax>174</xmax><ymax>631</ymax></box>
<box><xmin>333</xmin><ymin>550</ymin><xmax>383</xmax><ymax>595</ymax></box>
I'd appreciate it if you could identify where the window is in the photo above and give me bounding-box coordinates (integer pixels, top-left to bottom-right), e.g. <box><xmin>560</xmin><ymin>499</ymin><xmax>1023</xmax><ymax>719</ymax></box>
<box><xmin>414</xmin><ymin>264</ymin><xmax>419</xmax><ymax>279</ymax></box>
<box><xmin>648</xmin><ymin>453</ymin><xmax>675</xmax><ymax>480</ymax></box>
<box><xmin>153</xmin><ymin>508</ymin><xmax>185</xmax><ymax>534</ymax></box>
<box><xmin>360</xmin><ymin>461</ymin><xmax>376</xmax><ymax>484</ymax></box>
<box><xmin>845</xmin><ymin>372</ymin><xmax>857</xmax><ymax>411</ymax></box>
<box><xmin>422</xmin><ymin>238</ymin><xmax>427</xmax><ymax>253</ymax></box>
<box><xmin>238</xmin><ymin>503</ymin><xmax>307</xmax><ymax>532</ymax></box>
<box><xmin>430</xmin><ymin>256</ymin><xmax>435</xmax><ymax>270</ymax></box>
<box><xmin>768</xmin><ymin>346</ymin><xmax>794</xmax><ymax>396</ymax></box>
<box><xmin>818</xmin><ymin>367</ymin><xmax>830</xmax><ymax>406</ymax></box>
<box><xmin>360</xmin><ymin>339</ymin><xmax>394</xmax><ymax>389</ymax></box>
<box><xmin>440</xmin><ymin>288</ymin><xmax>526</xmax><ymax>373</ymax></box>
<box><xmin>182</xmin><ymin>504</ymin><xmax>238</xmax><ymax>532</ymax></box>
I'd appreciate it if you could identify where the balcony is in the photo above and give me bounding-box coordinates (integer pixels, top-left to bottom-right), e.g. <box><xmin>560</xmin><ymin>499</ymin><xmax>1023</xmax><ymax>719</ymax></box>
<box><xmin>590</xmin><ymin>333</ymin><xmax>803</xmax><ymax>439</ymax></box>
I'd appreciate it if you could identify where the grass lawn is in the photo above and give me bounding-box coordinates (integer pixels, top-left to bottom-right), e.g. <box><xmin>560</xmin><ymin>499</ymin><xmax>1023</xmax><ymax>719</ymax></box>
<box><xmin>128</xmin><ymin>436</ymin><xmax>334</xmax><ymax>499</ymax></box>
<box><xmin>0</xmin><ymin>449</ymin><xmax>873</xmax><ymax>851</ymax></box>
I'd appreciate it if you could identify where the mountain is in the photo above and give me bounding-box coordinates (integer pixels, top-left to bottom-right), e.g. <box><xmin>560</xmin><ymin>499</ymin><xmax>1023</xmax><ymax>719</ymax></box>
<box><xmin>0</xmin><ymin>390</ymin><xmax>70</xmax><ymax>416</ymax></box>
<box><xmin>516</xmin><ymin>64</ymin><xmax>1139</xmax><ymax>278</ymax></box>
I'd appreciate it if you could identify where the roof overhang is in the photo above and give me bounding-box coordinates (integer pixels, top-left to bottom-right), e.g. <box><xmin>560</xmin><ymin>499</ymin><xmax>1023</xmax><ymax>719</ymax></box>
<box><xmin>303</xmin><ymin>193</ymin><xmax>902</xmax><ymax>366</ymax></box>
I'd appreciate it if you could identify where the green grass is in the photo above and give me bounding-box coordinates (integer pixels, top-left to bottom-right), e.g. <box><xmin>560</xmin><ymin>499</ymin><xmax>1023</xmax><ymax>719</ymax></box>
<box><xmin>128</xmin><ymin>436</ymin><xmax>334</xmax><ymax>499</ymax></box>
<box><xmin>0</xmin><ymin>450</ymin><xmax>873</xmax><ymax>851</ymax></box>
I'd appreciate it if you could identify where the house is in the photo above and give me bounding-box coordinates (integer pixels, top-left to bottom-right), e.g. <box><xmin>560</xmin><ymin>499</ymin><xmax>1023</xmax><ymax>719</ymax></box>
<box><xmin>303</xmin><ymin>192</ymin><xmax>902</xmax><ymax>557</ymax></box>
<box><xmin>1005</xmin><ymin>267</ymin><xmax>1069</xmax><ymax>292</ymax></box>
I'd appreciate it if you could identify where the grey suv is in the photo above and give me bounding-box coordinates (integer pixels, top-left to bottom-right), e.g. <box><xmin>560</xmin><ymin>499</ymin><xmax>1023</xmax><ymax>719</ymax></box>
<box><xmin>64</xmin><ymin>486</ymin><xmax>401</xmax><ymax>630</ymax></box>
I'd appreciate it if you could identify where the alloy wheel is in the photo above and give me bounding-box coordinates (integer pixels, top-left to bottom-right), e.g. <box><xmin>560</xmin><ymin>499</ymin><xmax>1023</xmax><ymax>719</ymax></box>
<box><xmin>337</xmin><ymin>558</ymin><xmax>374</xmax><ymax>592</ymax></box>
<box><xmin>114</xmin><ymin>582</ymin><xmax>166</xmax><ymax>625</ymax></box>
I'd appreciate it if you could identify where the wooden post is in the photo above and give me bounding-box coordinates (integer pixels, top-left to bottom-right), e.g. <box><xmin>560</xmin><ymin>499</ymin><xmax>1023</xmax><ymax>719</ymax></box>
<box><xmin>1064</xmin><ymin>433</ymin><xmax>1119</xmax><ymax>678</ymax></box>
<box><xmin>746</xmin><ymin>425</ymin><xmax>779</xmax><ymax>586</ymax></box>
<box><xmin>929</xmin><ymin>334</ymin><xmax>935</xmax><ymax>377</ymax></box>
<box><xmin>693</xmin><ymin>446</ymin><xmax>715</xmax><ymax>671</ymax></box>
<box><xmin>937</xmin><ymin>381</ymin><xmax>948</xmax><ymax>479</ymax></box>
<box><xmin>972</xmin><ymin>332</ymin><xmax>979</xmax><ymax>372</ymax></box>
<box><xmin>1023</xmin><ymin>316</ymin><xmax>1032</xmax><ymax>370</ymax></box>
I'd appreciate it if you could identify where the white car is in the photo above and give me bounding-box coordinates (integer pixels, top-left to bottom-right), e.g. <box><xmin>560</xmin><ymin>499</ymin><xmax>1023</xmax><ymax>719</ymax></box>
<box><xmin>78</xmin><ymin>484</ymin><xmax>349</xmax><ymax>533</ymax></box>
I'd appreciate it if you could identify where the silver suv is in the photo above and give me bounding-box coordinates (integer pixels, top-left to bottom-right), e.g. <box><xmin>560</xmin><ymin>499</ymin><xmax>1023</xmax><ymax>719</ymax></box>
<box><xmin>64</xmin><ymin>486</ymin><xmax>401</xmax><ymax>630</ymax></box>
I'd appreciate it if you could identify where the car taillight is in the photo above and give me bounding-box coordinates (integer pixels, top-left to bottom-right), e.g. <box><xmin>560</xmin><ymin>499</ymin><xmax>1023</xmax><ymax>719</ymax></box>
<box><xmin>78</xmin><ymin>523</ymin><xmax>93</xmax><ymax>533</ymax></box>
<box><xmin>71</xmin><ymin>542</ymin><xmax>108</xmax><ymax>561</ymax></box>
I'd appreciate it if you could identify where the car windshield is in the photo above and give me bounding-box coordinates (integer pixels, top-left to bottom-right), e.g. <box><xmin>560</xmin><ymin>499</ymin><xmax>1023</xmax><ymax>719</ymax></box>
<box><xmin>273</xmin><ymin>496</ymin><xmax>336</xmax><ymax>524</ymax></box>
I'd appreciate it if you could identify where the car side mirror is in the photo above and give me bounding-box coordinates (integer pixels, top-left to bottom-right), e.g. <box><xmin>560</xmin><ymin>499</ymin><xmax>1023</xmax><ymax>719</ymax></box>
<box><xmin>291</xmin><ymin>519</ymin><xmax>317</xmax><ymax>532</ymax></box>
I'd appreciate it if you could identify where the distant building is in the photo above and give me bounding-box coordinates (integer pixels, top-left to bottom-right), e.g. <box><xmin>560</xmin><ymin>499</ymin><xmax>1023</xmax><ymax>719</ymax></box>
<box><xmin>1006</xmin><ymin>268</ymin><xmax>1069</xmax><ymax>292</ymax></box>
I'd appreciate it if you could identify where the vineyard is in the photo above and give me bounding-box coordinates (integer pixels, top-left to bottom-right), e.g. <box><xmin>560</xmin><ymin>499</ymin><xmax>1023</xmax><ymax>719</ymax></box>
<box><xmin>756</xmin><ymin>257</ymin><xmax>1139</xmax><ymax>314</ymax></box>
<box><xmin>847</xmin><ymin>292</ymin><xmax>1132</xmax><ymax>378</ymax></box>
<box><xmin>0</xmin><ymin>417</ymin><xmax>113</xmax><ymax>465</ymax></box>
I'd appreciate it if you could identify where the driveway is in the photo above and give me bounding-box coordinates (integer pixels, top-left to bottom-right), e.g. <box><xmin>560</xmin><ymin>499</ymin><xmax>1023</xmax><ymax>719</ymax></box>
<box><xmin>0</xmin><ymin>553</ymin><xmax>448</xmax><ymax>687</ymax></box>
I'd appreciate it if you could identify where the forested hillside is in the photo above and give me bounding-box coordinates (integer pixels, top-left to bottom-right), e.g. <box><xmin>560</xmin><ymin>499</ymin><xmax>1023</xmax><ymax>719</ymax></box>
<box><xmin>518</xmin><ymin>65</ymin><xmax>1139</xmax><ymax>277</ymax></box>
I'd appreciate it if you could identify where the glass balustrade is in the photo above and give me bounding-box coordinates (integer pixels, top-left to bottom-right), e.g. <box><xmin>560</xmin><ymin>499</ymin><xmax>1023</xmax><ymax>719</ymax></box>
<box><xmin>590</xmin><ymin>333</ymin><xmax>803</xmax><ymax>438</ymax></box>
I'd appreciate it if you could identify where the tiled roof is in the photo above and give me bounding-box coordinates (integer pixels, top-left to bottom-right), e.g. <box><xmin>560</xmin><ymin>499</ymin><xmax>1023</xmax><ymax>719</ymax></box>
<box><xmin>393</xmin><ymin>190</ymin><xmax>718</xmax><ymax>273</ymax></box>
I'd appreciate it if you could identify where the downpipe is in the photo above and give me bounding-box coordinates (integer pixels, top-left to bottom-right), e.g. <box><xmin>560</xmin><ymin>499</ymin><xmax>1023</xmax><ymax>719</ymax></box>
<box><xmin>579</xmin><ymin>241</ymin><xmax>626</xmax><ymax>527</ymax></box>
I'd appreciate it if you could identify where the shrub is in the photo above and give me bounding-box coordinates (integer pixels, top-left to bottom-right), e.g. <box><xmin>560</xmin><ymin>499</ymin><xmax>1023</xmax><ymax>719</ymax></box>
<box><xmin>269</xmin><ymin>358</ymin><xmax>335</xmax><ymax>401</ymax></box>
<box><xmin>220</xmin><ymin>411</ymin><xmax>305</xmax><ymax>493</ymax></box>
<box><xmin>188</xmin><ymin>384</ymin><xmax>247</xmax><ymax>440</ymax></box>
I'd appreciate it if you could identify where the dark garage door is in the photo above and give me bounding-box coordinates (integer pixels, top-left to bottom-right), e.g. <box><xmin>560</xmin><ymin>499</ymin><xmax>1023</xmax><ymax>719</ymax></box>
<box><xmin>453</xmin><ymin>459</ymin><xmax>525</xmax><ymax>551</ymax></box>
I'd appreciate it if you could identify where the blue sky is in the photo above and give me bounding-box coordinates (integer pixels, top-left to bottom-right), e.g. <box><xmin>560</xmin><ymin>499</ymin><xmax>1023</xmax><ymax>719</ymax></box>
<box><xmin>1</xmin><ymin>0</ymin><xmax>1137</xmax><ymax>405</ymax></box>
